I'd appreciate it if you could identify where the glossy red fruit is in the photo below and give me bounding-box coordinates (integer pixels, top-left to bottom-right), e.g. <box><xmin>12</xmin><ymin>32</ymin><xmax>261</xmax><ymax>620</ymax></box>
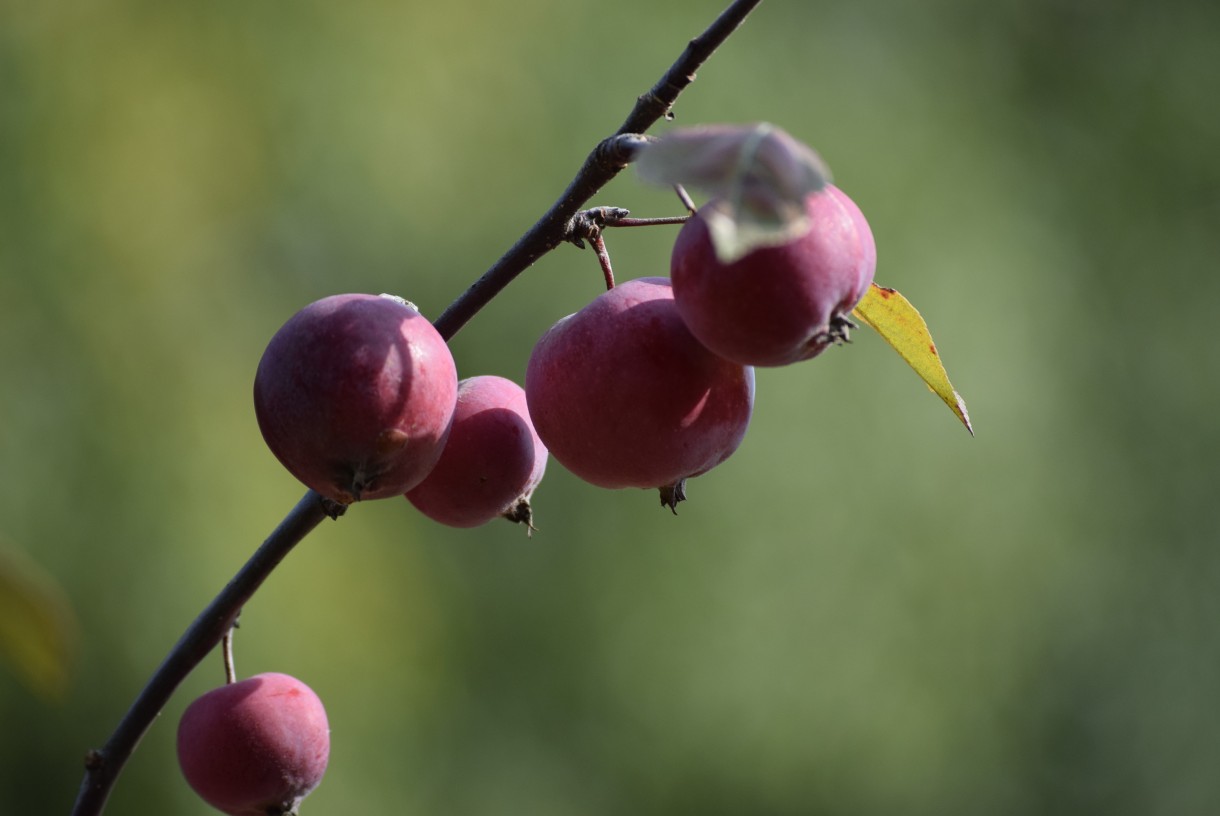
<box><xmin>670</xmin><ymin>184</ymin><xmax>877</xmax><ymax>367</ymax></box>
<box><xmin>525</xmin><ymin>277</ymin><xmax>754</xmax><ymax>510</ymax></box>
<box><xmin>177</xmin><ymin>673</ymin><xmax>330</xmax><ymax>816</ymax></box>
<box><xmin>254</xmin><ymin>293</ymin><xmax>458</xmax><ymax>504</ymax></box>
<box><xmin>405</xmin><ymin>375</ymin><xmax>548</xmax><ymax>530</ymax></box>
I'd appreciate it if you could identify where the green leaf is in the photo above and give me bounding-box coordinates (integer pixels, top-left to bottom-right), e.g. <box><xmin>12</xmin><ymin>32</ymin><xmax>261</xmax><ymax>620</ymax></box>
<box><xmin>853</xmin><ymin>284</ymin><xmax>974</xmax><ymax>435</ymax></box>
<box><xmin>0</xmin><ymin>541</ymin><xmax>78</xmax><ymax>701</ymax></box>
<box><xmin>635</xmin><ymin>123</ymin><xmax>830</xmax><ymax>263</ymax></box>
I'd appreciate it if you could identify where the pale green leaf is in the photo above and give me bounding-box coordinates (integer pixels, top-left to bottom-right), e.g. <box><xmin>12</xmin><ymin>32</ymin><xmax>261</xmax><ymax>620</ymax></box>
<box><xmin>635</xmin><ymin>123</ymin><xmax>830</xmax><ymax>263</ymax></box>
<box><xmin>853</xmin><ymin>284</ymin><xmax>974</xmax><ymax>435</ymax></box>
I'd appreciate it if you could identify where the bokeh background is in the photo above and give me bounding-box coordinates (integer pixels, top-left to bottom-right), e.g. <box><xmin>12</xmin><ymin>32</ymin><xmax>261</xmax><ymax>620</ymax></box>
<box><xmin>3</xmin><ymin>0</ymin><xmax>1219</xmax><ymax>813</ymax></box>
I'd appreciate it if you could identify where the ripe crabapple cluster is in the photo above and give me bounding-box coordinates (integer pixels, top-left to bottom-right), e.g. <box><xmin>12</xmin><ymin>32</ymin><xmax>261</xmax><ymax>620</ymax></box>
<box><xmin>250</xmin><ymin>186</ymin><xmax>874</xmax><ymax>520</ymax></box>
<box><xmin>177</xmin><ymin>169</ymin><xmax>874</xmax><ymax>815</ymax></box>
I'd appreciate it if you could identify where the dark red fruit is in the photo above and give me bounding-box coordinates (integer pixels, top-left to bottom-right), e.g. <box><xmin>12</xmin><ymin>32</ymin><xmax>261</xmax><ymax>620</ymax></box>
<box><xmin>525</xmin><ymin>277</ymin><xmax>754</xmax><ymax>510</ymax></box>
<box><xmin>671</xmin><ymin>184</ymin><xmax>877</xmax><ymax>367</ymax></box>
<box><xmin>254</xmin><ymin>293</ymin><xmax>458</xmax><ymax>504</ymax></box>
<box><xmin>177</xmin><ymin>672</ymin><xmax>330</xmax><ymax>816</ymax></box>
<box><xmin>405</xmin><ymin>375</ymin><xmax>548</xmax><ymax>529</ymax></box>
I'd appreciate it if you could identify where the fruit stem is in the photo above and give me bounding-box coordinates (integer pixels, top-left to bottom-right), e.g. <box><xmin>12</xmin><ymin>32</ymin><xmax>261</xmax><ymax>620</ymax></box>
<box><xmin>674</xmin><ymin>183</ymin><xmax>698</xmax><ymax>215</ymax></box>
<box><xmin>590</xmin><ymin>234</ymin><xmax>616</xmax><ymax>290</ymax></box>
<box><xmin>221</xmin><ymin>621</ymin><xmax>237</xmax><ymax>685</ymax></box>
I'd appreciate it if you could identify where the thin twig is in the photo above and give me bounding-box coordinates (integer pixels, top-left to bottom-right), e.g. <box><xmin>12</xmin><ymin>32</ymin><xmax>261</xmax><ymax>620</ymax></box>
<box><xmin>608</xmin><ymin>215</ymin><xmax>691</xmax><ymax>227</ymax></box>
<box><xmin>69</xmin><ymin>2</ymin><xmax>765</xmax><ymax>813</ymax></box>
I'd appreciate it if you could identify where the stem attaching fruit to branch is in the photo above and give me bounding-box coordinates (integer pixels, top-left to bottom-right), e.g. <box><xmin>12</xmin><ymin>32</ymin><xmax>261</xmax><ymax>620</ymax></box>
<box><xmin>70</xmin><ymin>2</ymin><xmax>765</xmax><ymax>813</ymax></box>
<box><xmin>221</xmin><ymin>622</ymin><xmax>237</xmax><ymax>686</ymax></box>
<box><xmin>590</xmin><ymin>234</ymin><xmax>617</xmax><ymax>290</ymax></box>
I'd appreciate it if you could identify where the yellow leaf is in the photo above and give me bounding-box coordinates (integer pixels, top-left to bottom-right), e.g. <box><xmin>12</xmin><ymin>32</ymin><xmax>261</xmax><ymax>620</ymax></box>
<box><xmin>0</xmin><ymin>541</ymin><xmax>78</xmax><ymax>701</ymax></box>
<box><xmin>852</xmin><ymin>283</ymin><xmax>974</xmax><ymax>435</ymax></box>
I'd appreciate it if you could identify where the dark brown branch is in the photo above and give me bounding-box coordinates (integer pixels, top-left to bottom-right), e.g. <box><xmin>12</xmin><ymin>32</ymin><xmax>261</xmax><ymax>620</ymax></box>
<box><xmin>432</xmin><ymin>0</ymin><xmax>763</xmax><ymax>341</ymax></box>
<box><xmin>70</xmin><ymin>2</ymin><xmax>764</xmax><ymax>813</ymax></box>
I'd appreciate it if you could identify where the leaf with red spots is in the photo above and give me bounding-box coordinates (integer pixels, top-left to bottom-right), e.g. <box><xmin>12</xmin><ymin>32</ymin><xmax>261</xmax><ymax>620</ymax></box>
<box><xmin>852</xmin><ymin>284</ymin><xmax>973</xmax><ymax>435</ymax></box>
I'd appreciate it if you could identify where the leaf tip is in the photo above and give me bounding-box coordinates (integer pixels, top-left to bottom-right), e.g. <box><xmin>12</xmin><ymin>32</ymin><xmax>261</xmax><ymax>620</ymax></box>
<box><xmin>955</xmin><ymin>393</ymin><xmax>975</xmax><ymax>437</ymax></box>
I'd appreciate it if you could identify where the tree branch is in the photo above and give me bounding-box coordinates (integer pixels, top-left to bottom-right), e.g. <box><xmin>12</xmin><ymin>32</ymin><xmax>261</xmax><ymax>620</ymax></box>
<box><xmin>71</xmin><ymin>492</ymin><xmax>333</xmax><ymax>816</ymax></box>
<box><xmin>70</xmin><ymin>1</ymin><xmax>764</xmax><ymax>812</ymax></box>
<box><xmin>432</xmin><ymin>0</ymin><xmax>762</xmax><ymax>340</ymax></box>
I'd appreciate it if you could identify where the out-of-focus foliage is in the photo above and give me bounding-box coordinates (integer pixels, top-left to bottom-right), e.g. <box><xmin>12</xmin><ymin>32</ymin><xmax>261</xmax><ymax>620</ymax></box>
<box><xmin>0</xmin><ymin>539</ymin><xmax>78</xmax><ymax>700</ymax></box>
<box><xmin>3</xmin><ymin>0</ymin><xmax>1220</xmax><ymax>814</ymax></box>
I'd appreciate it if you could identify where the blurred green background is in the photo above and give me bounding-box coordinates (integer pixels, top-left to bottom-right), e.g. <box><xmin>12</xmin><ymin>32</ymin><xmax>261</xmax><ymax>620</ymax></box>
<box><xmin>3</xmin><ymin>0</ymin><xmax>1219</xmax><ymax>813</ymax></box>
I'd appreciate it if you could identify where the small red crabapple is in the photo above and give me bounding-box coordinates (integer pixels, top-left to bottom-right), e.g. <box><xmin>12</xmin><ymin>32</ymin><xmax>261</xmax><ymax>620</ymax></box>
<box><xmin>405</xmin><ymin>375</ymin><xmax>548</xmax><ymax>530</ymax></box>
<box><xmin>525</xmin><ymin>276</ymin><xmax>754</xmax><ymax>511</ymax></box>
<box><xmin>176</xmin><ymin>672</ymin><xmax>330</xmax><ymax>816</ymax></box>
<box><xmin>254</xmin><ymin>293</ymin><xmax>458</xmax><ymax>504</ymax></box>
<box><xmin>670</xmin><ymin>184</ymin><xmax>877</xmax><ymax>367</ymax></box>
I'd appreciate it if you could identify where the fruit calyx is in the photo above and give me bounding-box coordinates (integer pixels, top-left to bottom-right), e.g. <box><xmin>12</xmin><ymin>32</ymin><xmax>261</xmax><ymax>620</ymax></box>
<box><xmin>658</xmin><ymin>479</ymin><xmax>688</xmax><ymax>514</ymax></box>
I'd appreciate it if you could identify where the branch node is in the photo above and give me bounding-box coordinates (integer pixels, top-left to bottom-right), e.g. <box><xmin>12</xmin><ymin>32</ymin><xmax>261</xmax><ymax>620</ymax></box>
<box><xmin>563</xmin><ymin>206</ymin><xmax>632</xmax><ymax>247</ymax></box>
<box><xmin>594</xmin><ymin>133</ymin><xmax>657</xmax><ymax>168</ymax></box>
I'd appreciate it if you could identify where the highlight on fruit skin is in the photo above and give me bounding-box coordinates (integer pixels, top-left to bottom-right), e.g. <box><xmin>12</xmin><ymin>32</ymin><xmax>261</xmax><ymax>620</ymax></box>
<box><xmin>176</xmin><ymin>672</ymin><xmax>330</xmax><ymax>816</ymax></box>
<box><xmin>253</xmin><ymin>293</ymin><xmax>458</xmax><ymax>504</ymax></box>
<box><xmin>405</xmin><ymin>375</ymin><xmax>548</xmax><ymax>531</ymax></box>
<box><xmin>670</xmin><ymin>184</ymin><xmax>877</xmax><ymax>367</ymax></box>
<box><xmin>525</xmin><ymin>276</ymin><xmax>754</xmax><ymax>511</ymax></box>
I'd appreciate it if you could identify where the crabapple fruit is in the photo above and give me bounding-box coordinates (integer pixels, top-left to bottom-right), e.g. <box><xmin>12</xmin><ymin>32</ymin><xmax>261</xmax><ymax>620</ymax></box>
<box><xmin>405</xmin><ymin>375</ymin><xmax>548</xmax><ymax>530</ymax></box>
<box><xmin>176</xmin><ymin>672</ymin><xmax>330</xmax><ymax>816</ymax></box>
<box><xmin>670</xmin><ymin>184</ymin><xmax>877</xmax><ymax>367</ymax></box>
<box><xmin>254</xmin><ymin>293</ymin><xmax>458</xmax><ymax>504</ymax></box>
<box><xmin>525</xmin><ymin>277</ymin><xmax>754</xmax><ymax>510</ymax></box>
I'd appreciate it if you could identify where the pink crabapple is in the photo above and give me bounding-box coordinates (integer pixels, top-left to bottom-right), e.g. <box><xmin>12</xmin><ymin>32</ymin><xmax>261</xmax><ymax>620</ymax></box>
<box><xmin>176</xmin><ymin>672</ymin><xmax>330</xmax><ymax>816</ymax></box>
<box><xmin>254</xmin><ymin>293</ymin><xmax>458</xmax><ymax>504</ymax></box>
<box><xmin>405</xmin><ymin>375</ymin><xmax>548</xmax><ymax>530</ymax></box>
<box><xmin>670</xmin><ymin>184</ymin><xmax>877</xmax><ymax>367</ymax></box>
<box><xmin>525</xmin><ymin>276</ymin><xmax>754</xmax><ymax>511</ymax></box>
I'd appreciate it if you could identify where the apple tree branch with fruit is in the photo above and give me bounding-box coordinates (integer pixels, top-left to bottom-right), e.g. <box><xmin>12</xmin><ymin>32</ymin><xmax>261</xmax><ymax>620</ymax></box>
<box><xmin>70</xmin><ymin>1</ymin><xmax>969</xmax><ymax>814</ymax></box>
